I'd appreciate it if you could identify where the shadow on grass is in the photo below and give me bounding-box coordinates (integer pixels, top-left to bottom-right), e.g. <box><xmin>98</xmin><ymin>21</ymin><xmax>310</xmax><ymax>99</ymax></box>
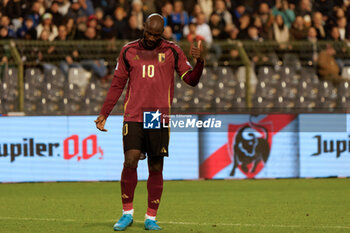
<box><xmin>82</xmin><ymin>221</ymin><xmax>145</xmax><ymax>231</ymax></box>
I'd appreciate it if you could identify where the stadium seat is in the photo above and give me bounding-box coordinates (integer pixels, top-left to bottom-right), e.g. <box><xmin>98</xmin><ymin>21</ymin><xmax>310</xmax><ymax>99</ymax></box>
<box><xmin>279</xmin><ymin>66</ymin><xmax>298</xmax><ymax>84</ymax></box>
<box><xmin>217</xmin><ymin>66</ymin><xmax>236</xmax><ymax>86</ymax></box>
<box><xmin>341</xmin><ymin>66</ymin><xmax>350</xmax><ymax>80</ymax></box>
<box><xmin>66</xmin><ymin>83</ymin><xmax>83</xmax><ymax>103</ymax></box>
<box><xmin>274</xmin><ymin>96</ymin><xmax>295</xmax><ymax>111</ymax></box>
<box><xmin>85</xmin><ymin>82</ymin><xmax>105</xmax><ymax>103</ymax></box>
<box><xmin>45</xmin><ymin>67</ymin><xmax>66</xmax><ymax>88</ymax></box>
<box><xmin>318</xmin><ymin>80</ymin><xmax>337</xmax><ymax>99</ymax></box>
<box><xmin>255</xmin><ymin>81</ymin><xmax>277</xmax><ymax>98</ymax></box>
<box><xmin>253</xmin><ymin>96</ymin><xmax>274</xmax><ymax>110</ymax></box>
<box><xmin>25</xmin><ymin>68</ymin><xmax>44</xmax><ymax>88</ymax></box>
<box><xmin>283</xmin><ymin>53</ymin><xmax>301</xmax><ymax>71</ymax></box>
<box><xmin>300</xmin><ymin>67</ymin><xmax>317</xmax><ymax>81</ymax></box>
<box><xmin>2</xmin><ymin>67</ymin><xmax>18</xmax><ymax>88</ymax></box>
<box><xmin>24</xmin><ymin>82</ymin><xmax>42</xmax><ymax>102</ymax></box>
<box><xmin>44</xmin><ymin>82</ymin><xmax>64</xmax><ymax>102</ymax></box>
<box><xmin>338</xmin><ymin>81</ymin><xmax>350</xmax><ymax>98</ymax></box>
<box><xmin>298</xmin><ymin>80</ymin><xmax>317</xmax><ymax>99</ymax></box>
<box><xmin>296</xmin><ymin>96</ymin><xmax>317</xmax><ymax>111</ymax></box>
<box><xmin>196</xmin><ymin>81</ymin><xmax>215</xmax><ymax>102</ymax></box>
<box><xmin>68</xmin><ymin>67</ymin><xmax>92</xmax><ymax>90</ymax></box>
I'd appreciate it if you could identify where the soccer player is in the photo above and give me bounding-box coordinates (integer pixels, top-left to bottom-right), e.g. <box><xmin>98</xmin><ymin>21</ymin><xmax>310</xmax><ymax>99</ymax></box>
<box><xmin>94</xmin><ymin>13</ymin><xmax>204</xmax><ymax>231</ymax></box>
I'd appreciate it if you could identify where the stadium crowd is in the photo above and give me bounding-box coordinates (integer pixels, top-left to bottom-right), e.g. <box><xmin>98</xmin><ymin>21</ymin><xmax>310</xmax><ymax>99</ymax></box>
<box><xmin>0</xmin><ymin>0</ymin><xmax>349</xmax><ymax>44</ymax></box>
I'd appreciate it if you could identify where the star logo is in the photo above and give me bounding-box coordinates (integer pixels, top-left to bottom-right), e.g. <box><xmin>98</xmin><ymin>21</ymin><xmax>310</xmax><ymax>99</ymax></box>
<box><xmin>143</xmin><ymin>110</ymin><xmax>162</xmax><ymax>129</ymax></box>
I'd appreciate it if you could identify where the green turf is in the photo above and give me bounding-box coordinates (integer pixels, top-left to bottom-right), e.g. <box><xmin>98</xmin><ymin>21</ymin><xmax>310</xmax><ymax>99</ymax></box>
<box><xmin>0</xmin><ymin>179</ymin><xmax>349</xmax><ymax>233</ymax></box>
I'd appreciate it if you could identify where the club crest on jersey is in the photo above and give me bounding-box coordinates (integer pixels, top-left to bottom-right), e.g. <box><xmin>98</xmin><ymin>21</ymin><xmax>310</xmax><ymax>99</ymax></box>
<box><xmin>158</xmin><ymin>53</ymin><xmax>165</xmax><ymax>63</ymax></box>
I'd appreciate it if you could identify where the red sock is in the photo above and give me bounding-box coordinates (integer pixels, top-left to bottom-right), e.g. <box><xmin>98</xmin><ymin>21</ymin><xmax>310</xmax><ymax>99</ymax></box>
<box><xmin>147</xmin><ymin>170</ymin><xmax>163</xmax><ymax>217</ymax></box>
<box><xmin>120</xmin><ymin>165</ymin><xmax>138</xmax><ymax>211</ymax></box>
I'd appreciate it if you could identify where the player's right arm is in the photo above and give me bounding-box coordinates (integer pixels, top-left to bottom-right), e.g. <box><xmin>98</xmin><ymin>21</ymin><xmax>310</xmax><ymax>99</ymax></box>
<box><xmin>95</xmin><ymin>47</ymin><xmax>130</xmax><ymax>132</ymax></box>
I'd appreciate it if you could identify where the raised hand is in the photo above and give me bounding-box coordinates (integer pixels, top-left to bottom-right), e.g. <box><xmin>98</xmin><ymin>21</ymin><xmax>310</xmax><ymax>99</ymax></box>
<box><xmin>190</xmin><ymin>40</ymin><xmax>203</xmax><ymax>62</ymax></box>
<box><xmin>94</xmin><ymin>114</ymin><xmax>108</xmax><ymax>132</ymax></box>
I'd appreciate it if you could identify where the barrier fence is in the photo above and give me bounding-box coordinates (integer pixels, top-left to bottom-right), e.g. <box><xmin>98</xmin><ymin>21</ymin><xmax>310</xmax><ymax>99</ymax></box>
<box><xmin>2</xmin><ymin>40</ymin><xmax>350</xmax><ymax>115</ymax></box>
<box><xmin>1</xmin><ymin>114</ymin><xmax>349</xmax><ymax>183</ymax></box>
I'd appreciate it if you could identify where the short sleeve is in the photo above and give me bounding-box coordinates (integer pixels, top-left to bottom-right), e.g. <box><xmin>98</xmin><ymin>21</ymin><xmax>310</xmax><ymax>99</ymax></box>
<box><xmin>114</xmin><ymin>47</ymin><xmax>130</xmax><ymax>79</ymax></box>
<box><xmin>173</xmin><ymin>44</ymin><xmax>193</xmax><ymax>79</ymax></box>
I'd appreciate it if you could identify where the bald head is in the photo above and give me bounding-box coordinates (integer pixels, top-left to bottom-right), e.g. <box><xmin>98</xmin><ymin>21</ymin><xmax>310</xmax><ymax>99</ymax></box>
<box><xmin>142</xmin><ymin>13</ymin><xmax>164</xmax><ymax>49</ymax></box>
<box><xmin>144</xmin><ymin>13</ymin><xmax>164</xmax><ymax>34</ymax></box>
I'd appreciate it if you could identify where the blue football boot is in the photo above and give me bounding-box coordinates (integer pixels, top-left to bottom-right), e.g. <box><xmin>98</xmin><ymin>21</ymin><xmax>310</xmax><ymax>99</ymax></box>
<box><xmin>113</xmin><ymin>214</ymin><xmax>133</xmax><ymax>231</ymax></box>
<box><xmin>144</xmin><ymin>219</ymin><xmax>162</xmax><ymax>230</ymax></box>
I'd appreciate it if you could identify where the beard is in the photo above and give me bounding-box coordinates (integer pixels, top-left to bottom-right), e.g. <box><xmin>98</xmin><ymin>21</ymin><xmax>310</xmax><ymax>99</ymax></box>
<box><xmin>142</xmin><ymin>37</ymin><xmax>161</xmax><ymax>50</ymax></box>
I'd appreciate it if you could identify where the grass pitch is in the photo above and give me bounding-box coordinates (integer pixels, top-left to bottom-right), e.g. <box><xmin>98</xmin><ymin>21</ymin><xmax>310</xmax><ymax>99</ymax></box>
<box><xmin>0</xmin><ymin>179</ymin><xmax>349</xmax><ymax>233</ymax></box>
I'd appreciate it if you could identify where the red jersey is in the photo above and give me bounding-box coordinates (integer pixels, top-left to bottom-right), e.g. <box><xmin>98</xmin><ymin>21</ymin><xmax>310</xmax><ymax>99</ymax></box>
<box><xmin>101</xmin><ymin>39</ymin><xmax>193</xmax><ymax>122</ymax></box>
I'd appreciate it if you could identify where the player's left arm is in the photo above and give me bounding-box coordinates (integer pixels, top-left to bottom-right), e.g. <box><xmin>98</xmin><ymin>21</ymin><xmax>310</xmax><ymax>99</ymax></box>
<box><xmin>182</xmin><ymin>40</ymin><xmax>205</xmax><ymax>87</ymax></box>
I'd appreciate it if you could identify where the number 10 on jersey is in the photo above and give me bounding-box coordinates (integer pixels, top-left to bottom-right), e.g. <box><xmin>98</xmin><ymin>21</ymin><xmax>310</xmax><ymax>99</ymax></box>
<box><xmin>142</xmin><ymin>65</ymin><xmax>155</xmax><ymax>78</ymax></box>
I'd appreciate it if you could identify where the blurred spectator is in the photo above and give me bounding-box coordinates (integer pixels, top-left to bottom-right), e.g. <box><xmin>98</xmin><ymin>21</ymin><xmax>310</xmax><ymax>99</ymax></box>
<box><xmin>38</xmin><ymin>28</ymin><xmax>50</xmax><ymax>41</ymax></box>
<box><xmin>329</xmin><ymin>26</ymin><xmax>340</xmax><ymax>41</ymax></box>
<box><xmin>125</xmin><ymin>15</ymin><xmax>143</xmax><ymax>40</ymax></box>
<box><xmin>27</xmin><ymin>1</ymin><xmax>43</xmax><ymax>27</ymax></box>
<box><xmin>142</xmin><ymin>0</ymin><xmax>157</xmax><ymax>16</ymax></box>
<box><xmin>17</xmin><ymin>17</ymin><xmax>37</xmax><ymax>39</ymax></box>
<box><xmin>168</xmin><ymin>0</ymin><xmax>189</xmax><ymax>40</ymax></box>
<box><xmin>1</xmin><ymin>0</ymin><xmax>23</xmax><ymax>28</ymax></box>
<box><xmin>183</xmin><ymin>0</ymin><xmax>197</xmax><ymax>17</ymax></box>
<box><xmin>184</xmin><ymin>12</ymin><xmax>212</xmax><ymax>45</ymax></box>
<box><xmin>307</xmin><ymin>27</ymin><xmax>318</xmax><ymax>63</ymax></box>
<box><xmin>273</xmin><ymin>14</ymin><xmax>290</xmax><ymax>43</ymax></box>
<box><xmin>67</xmin><ymin>0</ymin><xmax>86</xmax><ymax>21</ymax></box>
<box><xmin>162</xmin><ymin>25</ymin><xmax>175</xmax><ymax>40</ymax></box>
<box><xmin>237</xmin><ymin>14</ymin><xmax>250</xmax><ymax>39</ymax></box>
<box><xmin>312</xmin><ymin>12</ymin><xmax>326</xmax><ymax>40</ymax></box>
<box><xmin>252</xmin><ymin>16</ymin><xmax>263</xmax><ymax>37</ymax></box>
<box><xmin>186</xmin><ymin>22</ymin><xmax>205</xmax><ymax>43</ymax></box>
<box><xmin>290</xmin><ymin>15</ymin><xmax>308</xmax><ymax>40</ymax></box>
<box><xmin>55</xmin><ymin>24</ymin><xmax>68</xmax><ymax>40</ymax></box>
<box><xmin>113</xmin><ymin>7</ymin><xmax>128</xmax><ymax>39</ymax></box>
<box><xmin>36</xmin><ymin>13</ymin><xmax>58</xmax><ymax>41</ymax></box>
<box><xmin>47</xmin><ymin>1</ymin><xmax>65</xmax><ymax>26</ymax></box>
<box><xmin>253</xmin><ymin>0</ymin><xmax>275</xmax><ymax>11</ymax></box>
<box><xmin>74</xmin><ymin>14</ymin><xmax>88</xmax><ymax>39</ymax></box>
<box><xmin>56</xmin><ymin>0</ymin><xmax>71</xmax><ymax>16</ymax></box>
<box><xmin>248</xmin><ymin>26</ymin><xmax>262</xmax><ymax>41</ymax></box>
<box><xmin>80</xmin><ymin>27</ymin><xmax>109</xmax><ymax>79</ymax></box>
<box><xmin>212</xmin><ymin>0</ymin><xmax>234</xmax><ymax>33</ymax></box>
<box><xmin>198</xmin><ymin>0</ymin><xmax>213</xmax><ymax>21</ymax></box>
<box><xmin>83</xmin><ymin>26</ymin><xmax>96</xmax><ymax>40</ymax></box>
<box><xmin>130</xmin><ymin>0</ymin><xmax>146</xmax><ymax>31</ymax></box>
<box><xmin>91</xmin><ymin>0</ymin><xmax>117</xmax><ymax>16</ymax></box>
<box><xmin>95</xmin><ymin>7</ymin><xmax>104</xmax><ymax>22</ymax></box>
<box><xmin>161</xmin><ymin>1</ymin><xmax>173</xmax><ymax>26</ymax></box>
<box><xmin>209</xmin><ymin>13</ymin><xmax>227</xmax><ymax>40</ymax></box>
<box><xmin>272</xmin><ymin>0</ymin><xmax>295</xmax><ymax>28</ymax></box>
<box><xmin>87</xmin><ymin>14</ymin><xmax>101</xmax><ymax>39</ymax></box>
<box><xmin>336</xmin><ymin>16</ymin><xmax>349</xmax><ymax>40</ymax></box>
<box><xmin>313</xmin><ymin>0</ymin><xmax>333</xmax><ymax>19</ymax></box>
<box><xmin>317</xmin><ymin>44</ymin><xmax>344</xmax><ymax>84</ymax></box>
<box><xmin>231</xmin><ymin>4</ymin><xmax>246</xmax><ymax>27</ymax></box>
<box><xmin>101</xmin><ymin>15</ymin><xmax>115</xmax><ymax>40</ymax></box>
<box><xmin>307</xmin><ymin>26</ymin><xmax>318</xmax><ymax>43</ymax></box>
<box><xmin>0</xmin><ymin>16</ymin><xmax>15</xmax><ymax>38</ymax></box>
<box><xmin>79</xmin><ymin>0</ymin><xmax>94</xmax><ymax>16</ymax></box>
<box><xmin>65</xmin><ymin>17</ymin><xmax>75</xmax><ymax>39</ymax></box>
<box><xmin>227</xmin><ymin>26</ymin><xmax>239</xmax><ymax>41</ymax></box>
<box><xmin>257</xmin><ymin>2</ymin><xmax>274</xmax><ymax>40</ymax></box>
<box><xmin>189</xmin><ymin>4</ymin><xmax>203</xmax><ymax>21</ymax></box>
<box><xmin>0</xmin><ymin>26</ymin><xmax>11</xmax><ymax>39</ymax></box>
<box><xmin>296</xmin><ymin>0</ymin><xmax>312</xmax><ymax>24</ymax></box>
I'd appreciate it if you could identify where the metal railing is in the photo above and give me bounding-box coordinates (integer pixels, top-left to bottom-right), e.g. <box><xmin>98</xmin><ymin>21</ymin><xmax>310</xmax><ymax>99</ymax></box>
<box><xmin>1</xmin><ymin>39</ymin><xmax>350</xmax><ymax>114</ymax></box>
